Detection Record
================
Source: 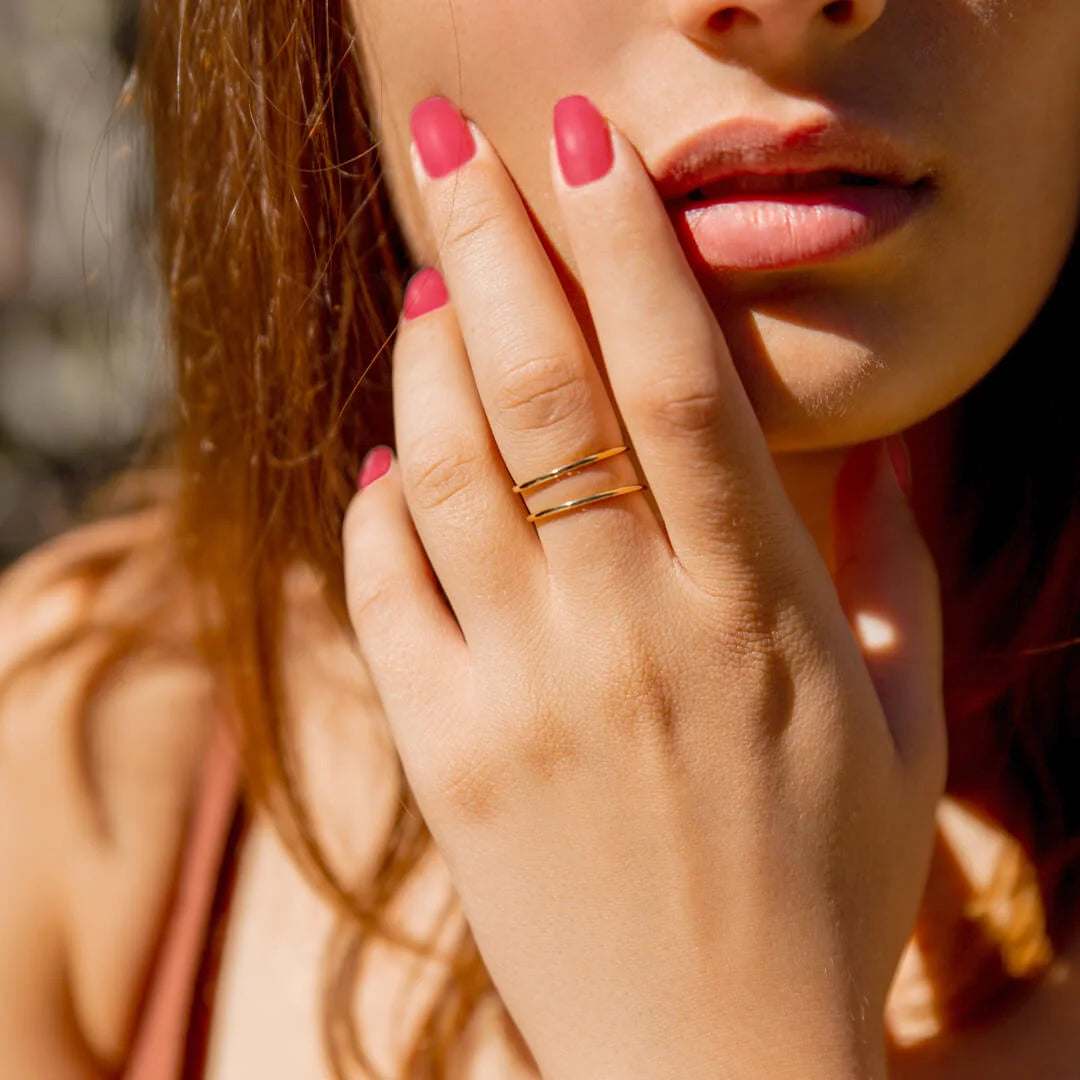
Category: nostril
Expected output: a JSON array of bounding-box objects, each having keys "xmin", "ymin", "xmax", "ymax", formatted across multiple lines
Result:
[
  {"xmin": 822, "ymin": 0, "xmax": 856, "ymax": 24},
  {"xmin": 706, "ymin": 0, "xmax": 857, "ymax": 34},
  {"xmin": 707, "ymin": 8, "xmax": 739, "ymax": 32}
]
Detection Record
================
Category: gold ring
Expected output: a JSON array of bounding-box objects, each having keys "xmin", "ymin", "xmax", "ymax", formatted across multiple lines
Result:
[
  {"xmin": 525, "ymin": 485, "xmax": 646, "ymax": 524},
  {"xmin": 511, "ymin": 445, "xmax": 630, "ymax": 493},
  {"xmin": 512, "ymin": 445, "xmax": 647, "ymax": 524}
]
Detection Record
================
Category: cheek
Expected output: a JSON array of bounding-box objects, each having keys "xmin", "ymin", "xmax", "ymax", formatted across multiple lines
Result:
[
  {"xmin": 351, "ymin": 0, "xmax": 643, "ymax": 278},
  {"xmin": 714, "ymin": 32, "xmax": 1080, "ymax": 449},
  {"xmin": 706, "ymin": 189, "xmax": 1075, "ymax": 456},
  {"xmin": 351, "ymin": 0, "xmax": 1080, "ymax": 456}
]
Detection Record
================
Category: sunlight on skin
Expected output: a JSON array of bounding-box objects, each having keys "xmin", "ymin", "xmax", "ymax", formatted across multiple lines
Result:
[
  {"xmin": 348, "ymin": 4, "xmax": 1080, "ymax": 1057},
  {"xmin": 354, "ymin": 1, "xmax": 1080, "ymax": 564},
  {"xmin": 854, "ymin": 610, "xmax": 898, "ymax": 652}
]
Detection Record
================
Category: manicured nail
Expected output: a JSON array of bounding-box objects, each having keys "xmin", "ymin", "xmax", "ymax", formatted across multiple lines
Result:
[
  {"xmin": 554, "ymin": 95, "xmax": 614, "ymax": 187},
  {"xmin": 410, "ymin": 97, "xmax": 477, "ymax": 179},
  {"xmin": 359, "ymin": 446, "xmax": 393, "ymax": 490},
  {"xmin": 885, "ymin": 434, "xmax": 913, "ymax": 500},
  {"xmin": 403, "ymin": 267, "xmax": 448, "ymax": 321}
]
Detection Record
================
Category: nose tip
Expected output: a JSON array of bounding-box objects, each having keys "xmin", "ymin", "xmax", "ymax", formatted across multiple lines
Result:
[{"xmin": 671, "ymin": 0, "xmax": 888, "ymax": 67}]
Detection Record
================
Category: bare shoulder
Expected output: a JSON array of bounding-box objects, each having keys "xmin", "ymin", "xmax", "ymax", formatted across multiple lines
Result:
[{"xmin": 0, "ymin": 509, "xmax": 218, "ymax": 1075}]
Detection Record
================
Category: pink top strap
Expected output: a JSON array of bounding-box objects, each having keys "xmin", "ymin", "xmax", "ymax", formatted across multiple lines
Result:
[{"xmin": 124, "ymin": 719, "xmax": 243, "ymax": 1080}]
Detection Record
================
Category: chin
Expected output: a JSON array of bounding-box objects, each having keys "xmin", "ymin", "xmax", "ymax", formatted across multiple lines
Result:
[
  {"xmin": 723, "ymin": 300, "xmax": 995, "ymax": 453},
  {"xmin": 719, "ymin": 316, "xmax": 895, "ymax": 451}
]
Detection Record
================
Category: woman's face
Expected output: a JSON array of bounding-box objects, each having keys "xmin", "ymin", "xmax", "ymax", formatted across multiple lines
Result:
[{"xmin": 351, "ymin": 0, "xmax": 1080, "ymax": 453}]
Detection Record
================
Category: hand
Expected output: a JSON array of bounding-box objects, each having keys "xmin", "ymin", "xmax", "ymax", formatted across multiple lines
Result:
[{"xmin": 343, "ymin": 94, "xmax": 946, "ymax": 1080}]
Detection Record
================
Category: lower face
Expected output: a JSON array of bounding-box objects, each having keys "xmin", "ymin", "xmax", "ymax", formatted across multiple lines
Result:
[{"xmin": 350, "ymin": 0, "xmax": 1080, "ymax": 454}]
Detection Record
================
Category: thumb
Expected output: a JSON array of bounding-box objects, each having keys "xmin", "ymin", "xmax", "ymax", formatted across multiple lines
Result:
[{"xmin": 830, "ymin": 435, "xmax": 947, "ymax": 798}]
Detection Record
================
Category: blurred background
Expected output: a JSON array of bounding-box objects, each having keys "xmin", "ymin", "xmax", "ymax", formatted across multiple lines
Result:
[{"xmin": 0, "ymin": 0, "xmax": 170, "ymax": 568}]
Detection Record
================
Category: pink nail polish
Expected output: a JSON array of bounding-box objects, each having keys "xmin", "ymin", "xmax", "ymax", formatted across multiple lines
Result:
[
  {"xmin": 410, "ymin": 97, "xmax": 477, "ymax": 179},
  {"xmin": 403, "ymin": 268, "xmax": 448, "ymax": 320},
  {"xmin": 359, "ymin": 446, "xmax": 392, "ymax": 489},
  {"xmin": 554, "ymin": 95, "xmax": 614, "ymax": 187}
]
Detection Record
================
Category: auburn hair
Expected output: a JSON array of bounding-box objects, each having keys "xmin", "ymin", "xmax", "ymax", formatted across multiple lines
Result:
[{"xmin": 3, "ymin": 0, "xmax": 1079, "ymax": 1077}]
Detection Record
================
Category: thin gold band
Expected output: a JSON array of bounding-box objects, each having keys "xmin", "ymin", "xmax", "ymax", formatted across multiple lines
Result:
[
  {"xmin": 524, "ymin": 484, "xmax": 646, "ymax": 523},
  {"xmin": 513, "ymin": 445, "xmax": 647, "ymax": 524},
  {"xmin": 511, "ymin": 445, "xmax": 630, "ymax": 493}
]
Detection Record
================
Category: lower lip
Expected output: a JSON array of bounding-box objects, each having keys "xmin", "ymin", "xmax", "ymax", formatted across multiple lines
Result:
[{"xmin": 666, "ymin": 185, "xmax": 927, "ymax": 272}]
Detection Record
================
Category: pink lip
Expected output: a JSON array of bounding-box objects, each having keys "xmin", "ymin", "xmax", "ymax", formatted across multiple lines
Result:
[
  {"xmin": 668, "ymin": 183, "xmax": 930, "ymax": 272},
  {"xmin": 651, "ymin": 113, "xmax": 934, "ymax": 271},
  {"xmin": 652, "ymin": 114, "xmax": 929, "ymax": 198}
]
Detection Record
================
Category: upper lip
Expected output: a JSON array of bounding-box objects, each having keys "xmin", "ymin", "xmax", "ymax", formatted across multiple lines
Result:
[{"xmin": 652, "ymin": 113, "xmax": 930, "ymax": 201}]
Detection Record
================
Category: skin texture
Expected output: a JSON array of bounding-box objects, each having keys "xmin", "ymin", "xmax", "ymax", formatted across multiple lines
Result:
[
  {"xmin": 350, "ymin": 0, "xmax": 1080, "ymax": 565},
  {"xmin": 2, "ymin": 6, "xmax": 1079, "ymax": 1079},
  {"xmin": 337, "ymin": 0, "xmax": 971, "ymax": 1068},
  {"xmin": 337, "ymin": 3, "xmax": 1080, "ymax": 1078},
  {"xmin": 342, "ymin": 77, "xmax": 953, "ymax": 1071}
]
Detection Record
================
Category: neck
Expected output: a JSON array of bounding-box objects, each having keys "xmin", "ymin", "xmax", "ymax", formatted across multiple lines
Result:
[{"xmin": 772, "ymin": 446, "xmax": 852, "ymax": 578}]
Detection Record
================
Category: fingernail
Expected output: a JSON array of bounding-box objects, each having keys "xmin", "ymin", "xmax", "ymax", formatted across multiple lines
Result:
[
  {"xmin": 410, "ymin": 96, "xmax": 476, "ymax": 179},
  {"xmin": 885, "ymin": 434, "xmax": 913, "ymax": 500},
  {"xmin": 359, "ymin": 446, "xmax": 393, "ymax": 490},
  {"xmin": 554, "ymin": 95, "xmax": 614, "ymax": 187},
  {"xmin": 403, "ymin": 267, "xmax": 448, "ymax": 321}
]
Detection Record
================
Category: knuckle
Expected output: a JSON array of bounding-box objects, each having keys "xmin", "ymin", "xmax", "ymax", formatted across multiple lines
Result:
[
  {"xmin": 631, "ymin": 368, "xmax": 722, "ymax": 441},
  {"xmin": 440, "ymin": 189, "xmax": 506, "ymax": 261},
  {"xmin": 695, "ymin": 570, "xmax": 780, "ymax": 649},
  {"xmin": 345, "ymin": 564, "xmax": 400, "ymax": 633},
  {"xmin": 403, "ymin": 429, "xmax": 486, "ymax": 514},
  {"xmin": 428, "ymin": 697, "xmax": 582, "ymax": 827},
  {"xmin": 514, "ymin": 699, "xmax": 583, "ymax": 785},
  {"xmin": 720, "ymin": 610, "xmax": 778, "ymax": 673},
  {"xmin": 495, "ymin": 351, "xmax": 592, "ymax": 433},
  {"xmin": 429, "ymin": 744, "xmax": 507, "ymax": 827},
  {"xmin": 610, "ymin": 646, "xmax": 675, "ymax": 738}
]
